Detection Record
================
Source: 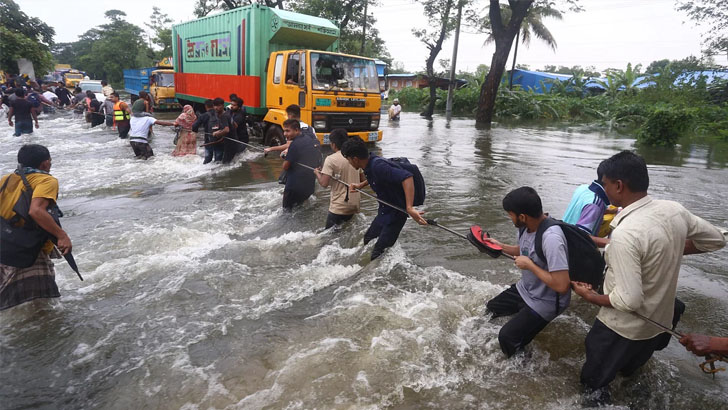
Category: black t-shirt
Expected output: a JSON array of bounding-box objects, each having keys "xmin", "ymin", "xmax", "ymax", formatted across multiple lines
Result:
[
  {"xmin": 10, "ymin": 98, "xmax": 33, "ymax": 121},
  {"xmin": 90, "ymin": 99, "xmax": 101, "ymax": 112},
  {"xmin": 284, "ymin": 133, "xmax": 322, "ymax": 195},
  {"xmin": 229, "ymin": 108, "xmax": 249, "ymax": 142}
]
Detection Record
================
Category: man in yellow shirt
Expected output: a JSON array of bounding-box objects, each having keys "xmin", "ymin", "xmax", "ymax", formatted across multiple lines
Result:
[{"xmin": 0, "ymin": 144, "xmax": 72, "ymax": 310}]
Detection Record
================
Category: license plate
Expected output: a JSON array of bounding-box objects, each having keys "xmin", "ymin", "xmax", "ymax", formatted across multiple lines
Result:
[
  {"xmin": 323, "ymin": 134, "xmax": 330, "ymax": 144},
  {"xmin": 367, "ymin": 131, "xmax": 378, "ymax": 141}
]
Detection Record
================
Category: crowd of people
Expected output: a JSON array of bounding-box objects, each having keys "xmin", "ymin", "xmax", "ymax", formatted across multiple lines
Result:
[{"xmin": 2, "ymin": 78, "xmax": 727, "ymax": 406}]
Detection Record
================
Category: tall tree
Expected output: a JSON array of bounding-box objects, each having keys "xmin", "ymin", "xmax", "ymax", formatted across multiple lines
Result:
[
  {"xmin": 478, "ymin": 4, "xmax": 562, "ymax": 89},
  {"xmin": 146, "ymin": 6, "xmax": 174, "ymax": 59},
  {"xmin": 0, "ymin": 0, "xmax": 55, "ymax": 74},
  {"xmin": 474, "ymin": 0, "xmax": 581, "ymax": 128},
  {"xmin": 413, "ymin": 0, "xmax": 457, "ymax": 118},
  {"xmin": 676, "ymin": 0, "xmax": 728, "ymax": 59}
]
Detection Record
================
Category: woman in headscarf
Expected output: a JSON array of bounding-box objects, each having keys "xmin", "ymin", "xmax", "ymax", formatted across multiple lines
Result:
[{"xmin": 172, "ymin": 105, "xmax": 198, "ymax": 156}]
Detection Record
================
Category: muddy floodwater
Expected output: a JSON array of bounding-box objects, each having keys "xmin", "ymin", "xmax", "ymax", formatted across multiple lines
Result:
[{"xmin": 1, "ymin": 110, "xmax": 727, "ymax": 410}]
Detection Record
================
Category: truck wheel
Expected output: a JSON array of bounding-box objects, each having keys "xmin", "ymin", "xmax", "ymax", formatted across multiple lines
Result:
[{"xmin": 264, "ymin": 125, "xmax": 284, "ymax": 146}]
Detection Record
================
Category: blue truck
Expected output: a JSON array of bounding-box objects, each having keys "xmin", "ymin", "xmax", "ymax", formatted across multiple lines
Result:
[{"xmin": 123, "ymin": 60, "xmax": 179, "ymax": 110}]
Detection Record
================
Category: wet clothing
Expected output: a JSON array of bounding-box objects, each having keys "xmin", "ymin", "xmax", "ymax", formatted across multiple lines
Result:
[
  {"xmin": 321, "ymin": 151, "xmax": 361, "ymax": 228},
  {"xmin": 282, "ymin": 133, "xmax": 322, "ymax": 210},
  {"xmin": 562, "ymin": 181, "xmax": 610, "ymax": 235},
  {"xmin": 172, "ymin": 105, "xmax": 198, "ymax": 157},
  {"xmin": 388, "ymin": 104, "xmax": 401, "ymax": 120},
  {"xmin": 0, "ymin": 171, "xmax": 61, "ymax": 310},
  {"xmin": 131, "ymin": 98, "xmax": 148, "ymax": 114},
  {"xmin": 9, "ymin": 98, "xmax": 34, "ymax": 136},
  {"xmin": 486, "ymin": 284, "xmax": 550, "ymax": 357},
  {"xmin": 55, "ymin": 88, "xmax": 72, "ymax": 106},
  {"xmin": 515, "ymin": 225, "xmax": 570, "ymax": 321},
  {"xmin": 582, "ymin": 195, "xmax": 725, "ymax": 392},
  {"xmin": 192, "ymin": 110, "xmax": 231, "ymax": 164},
  {"xmin": 130, "ymin": 141, "xmax": 154, "ymax": 159},
  {"xmin": 114, "ymin": 101, "xmax": 130, "ymax": 138},
  {"xmin": 581, "ymin": 300, "xmax": 685, "ymax": 396},
  {"xmin": 101, "ymin": 99, "xmax": 115, "ymax": 126},
  {"xmin": 325, "ymin": 212, "xmax": 354, "ymax": 229},
  {"xmin": 223, "ymin": 108, "xmax": 249, "ymax": 164},
  {"xmin": 89, "ymin": 99, "xmax": 104, "ymax": 127},
  {"xmin": 361, "ymin": 153, "xmax": 413, "ymax": 259},
  {"xmin": 486, "ymin": 223, "xmax": 569, "ymax": 356}
]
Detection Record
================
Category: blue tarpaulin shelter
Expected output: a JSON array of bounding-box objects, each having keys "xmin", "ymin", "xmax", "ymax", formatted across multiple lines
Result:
[{"xmin": 506, "ymin": 69, "xmax": 572, "ymax": 93}]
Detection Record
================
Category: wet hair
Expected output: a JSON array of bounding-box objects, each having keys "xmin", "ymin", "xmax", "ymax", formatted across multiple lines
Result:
[
  {"xmin": 285, "ymin": 104, "xmax": 301, "ymax": 119},
  {"xmin": 86, "ymin": 90, "xmax": 96, "ymax": 98},
  {"xmin": 101, "ymin": 80, "xmax": 107, "ymax": 86},
  {"xmin": 15, "ymin": 88, "xmax": 25, "ymax": 97},
  {"xmin": 502, "ymin": 186, "xmax": 543, "ymax": 218},
  {"xmin": 139, "ymin": 90, "xmax": 148, "ymax": 98},
  {"xmin": 110, "ymin": 92, "xmax": 120, "ymax": 98},
  {"xmin": 18, "ymin": 144, "xmax": 50, "ymax": 168},
  {"xmin": 596, "ymin": 159, "xmax": 607, "ymax": 183},
  {"xmin": 213, "ymin": 97, "xmax": 225, "ymax": 107},
  {"xmin": 600, "ymin": 150, "xmax": 649, "ymax": 192},
  {"xmin": 341, "ymin": 136, "xmax": 368, "ymax": 160},
  {"xmin": 204, "ymin": 99, "xmax": 214, "ymax": 109},
  {"xmin": 282, "ymin": 119, "xmax": 300, "ymax": 130},
  {"xmin": 329, "ymin": 128, "xmax": 348, "ymax": 149}
]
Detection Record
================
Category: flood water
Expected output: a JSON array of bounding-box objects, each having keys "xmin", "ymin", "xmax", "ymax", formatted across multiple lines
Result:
[{"xmin": 1, "ymin": 110, "xmax": 727, "ymax": 410}]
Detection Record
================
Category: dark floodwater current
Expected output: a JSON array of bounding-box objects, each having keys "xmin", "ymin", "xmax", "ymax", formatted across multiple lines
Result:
[{"xmin": 1, "ymin": 110, "xmax": 727, "ymax": 410}]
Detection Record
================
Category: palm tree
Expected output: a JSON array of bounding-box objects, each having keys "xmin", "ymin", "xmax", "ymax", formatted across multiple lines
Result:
[{"xmin": 480, "ymin": 5, "xmax": 563, "ymax": 89}]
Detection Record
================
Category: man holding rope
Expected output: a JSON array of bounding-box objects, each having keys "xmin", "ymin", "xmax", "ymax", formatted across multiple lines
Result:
[
  {"xmin": 571, "ymin": 151, "xmax": 726, "ymax": 405},
  {"xmin": 313, "ymin": 129, "xmax": 362, "ymax": 228},
  {"xmin": 280, "ymin": 119, "xmax": 321, "ymax": 210}
]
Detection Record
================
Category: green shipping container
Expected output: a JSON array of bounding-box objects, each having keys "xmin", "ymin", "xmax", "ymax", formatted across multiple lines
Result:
[{"xmin": 172, "ymin": 4, "xmax": 340, "ymax": 115}]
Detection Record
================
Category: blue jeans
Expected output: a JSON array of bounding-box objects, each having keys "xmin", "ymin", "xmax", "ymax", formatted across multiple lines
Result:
[
  {"xmin": 14, "ymin": 120, "xmax": 33, "ymax": 136},
  {"xmin": 203, "ymin": 145, "xmax": 224, "ymax": 164}
]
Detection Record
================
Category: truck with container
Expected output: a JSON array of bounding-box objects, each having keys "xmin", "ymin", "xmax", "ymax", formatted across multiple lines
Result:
[
  {"xmin": 123, "ymin": 58, "xmax": 179, "ymax": 110},
  {"xmin": 172, "ymin": 4, "xmax": 382, "ymax": 146}
]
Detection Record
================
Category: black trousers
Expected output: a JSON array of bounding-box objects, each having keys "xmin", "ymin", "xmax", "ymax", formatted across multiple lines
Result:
[
  {"xmin": 117, "ymin": 122, "xmax": 130, "ymax": 139},
  {"xmin": 486, "ymin": 284, "xmax": 550, "ymax": 357},
  {"xmin": 580, "ymin": 298, "xmax": 686, "ymax": 392},
  {"xmin": 325, "ymin": 212, "xmax": 354, "ymax": 229},
  {"xmin": 363, "ymin": 213, "xmax": 407, "ymax": 260},
  {"xmin": 282, "ymin": 189, "xmax": 310, "ymax": 210}
]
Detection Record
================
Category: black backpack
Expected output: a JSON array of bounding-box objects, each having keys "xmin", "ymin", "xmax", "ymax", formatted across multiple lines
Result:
[
  {"xmin": 534, "ymin": 217, "xmax": 606, "ymax": 291},
  {"xmin": 384, "ymin": 157, "xmax": 426, "ymax": 206}
]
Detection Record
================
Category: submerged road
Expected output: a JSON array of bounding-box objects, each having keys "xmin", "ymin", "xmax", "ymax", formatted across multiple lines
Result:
[{"xmin": 1, "ymin": 110, "xmax": 727, "ymax": 409}]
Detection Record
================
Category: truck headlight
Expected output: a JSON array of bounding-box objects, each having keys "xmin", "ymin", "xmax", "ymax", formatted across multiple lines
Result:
[
  {"xmin": 370, "ymin": 115, "xmax": 380, "ymax": 129},
  {"xmin": 313, "ymin": 120, "xmax": 327, "ymax": 129}
]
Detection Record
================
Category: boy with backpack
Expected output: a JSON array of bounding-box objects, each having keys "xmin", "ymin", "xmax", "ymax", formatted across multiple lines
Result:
[
  {"xmin": 484, "ymin": 186, "xmax": 572, "ymax": 357},
  {"xmin": 341, "ymin": 136, "xmax": 427, "ymax": 260}
]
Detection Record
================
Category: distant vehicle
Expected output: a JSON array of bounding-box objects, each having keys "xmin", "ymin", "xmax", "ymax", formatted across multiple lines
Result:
[
  {"xmin": 78, "ymin": 80, "xmax": 106, "ymax": 102},
  {"xmin": 123, "ymin": 58, "xmax": 179, "ymax": 110},
  {"xmin": 63, "ymin": 70, "xmax": 84, "ymax": 88}
]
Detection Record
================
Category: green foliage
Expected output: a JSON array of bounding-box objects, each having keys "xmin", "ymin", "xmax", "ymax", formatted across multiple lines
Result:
[
  {"xmin": 676, "ymin": 0, "xmax": 728, "ymax": 55},
  {"xmin": 53, "ymin": 10, "xmax": 149, "ymax": 85},
  {"xmin": 636, "ymin": 106, "xmax": 694, "ymax": 147},
  {"xmin": 542, "ymin": 64, "xmax": 600, "ymax": 77},
  {"xmin": 146, "ymin": 7, "xmax": 173, "ymax": 59},
  {"xmin": 0, "ymin": 0, "xmax": 55, "ymax": 74}
]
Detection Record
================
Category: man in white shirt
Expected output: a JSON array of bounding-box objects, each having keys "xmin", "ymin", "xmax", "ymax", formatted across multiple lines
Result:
[
  {"xmin": 572, "ymin": 151, "xmax": 726, "ymax": 405},
  {"xmin": 128, "ymin": 105, "xmax": 174, "ymax": 159},
  {"xmin": 388, "ymin": 98, "xmax": 401, "ymax": 120}
]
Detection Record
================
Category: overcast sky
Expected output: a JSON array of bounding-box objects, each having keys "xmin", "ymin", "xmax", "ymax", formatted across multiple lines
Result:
[{"xmin": 17, "ymin": 0, "xmax": 719, "ymax": 73}]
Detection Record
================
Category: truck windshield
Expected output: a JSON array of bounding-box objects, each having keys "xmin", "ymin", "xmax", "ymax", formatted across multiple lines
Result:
[
  {"xmin": 66, "ymin": 74, "xmax": 83, "ymax": 80},
  {"xmin": 155, "ymin": 73, "xmax": 174, "ymax": 87},
  {"xmin": 310, "ymin": 53, "xmax": 379, "ymax": 93}
]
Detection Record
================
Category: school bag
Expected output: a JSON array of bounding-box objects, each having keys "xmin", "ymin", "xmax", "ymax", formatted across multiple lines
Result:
[
  {"xmin": 534, "ymin": 217, "xmax": 606, "ymax": 291},
  {"xmin": 383, "ymin": 157, "xmax": 426, "ymax": 206},
  {"xmin": 0, "ymin": 171, "xmax": 49, "ymax": 268}
]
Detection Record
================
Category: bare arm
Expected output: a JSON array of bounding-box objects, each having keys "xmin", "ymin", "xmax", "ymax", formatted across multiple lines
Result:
[
  {"xmin": 7, "ymin": 106, "xmax": 14, "ymax": 123},
  {"xmin": 28, "ymin": 197, "xmax": 72, "ymax": 254},
  {"xmin": 572, "ymin": 281, "xmax": 612, "ymax": 307},
  {"xmin": 264, "ymin": 141, "xmax": 291, "ymax": 153},
  {"xmin": 314, "ymin": 169, "xmax": 331, "ymax": 187},
  {"xmin": 591, "ymin": 236, "xmax": 609, "ymax": 248},
  {"xmin": 31, "ymin": 109, "xmax": 38, "ymax": 127},
  {"xmin": 402, "ymin": 176, "xmax": 426, "ymax": 225},
  {"xmin": 282, "ymin": 160, "xmax": 291, "ymax": 171},
  {"xmin": 154, "ymin": 120, "xmax": 175, "ymax": 126},
  {"xmin": 680, "ymin": 334, "xmax": 728, "ymax": 356}
]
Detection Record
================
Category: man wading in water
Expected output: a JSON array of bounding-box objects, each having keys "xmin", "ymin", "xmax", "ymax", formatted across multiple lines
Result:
[
  {"xmin": 571, "ymin": 151, "xmax": 726, "ymax": 405},
  {"xmin": 483, "ymin": 187, "xmax": 571, "ymax": 357},
  {"xmin": 314, "ymin": 128, "xmax": 362, "ymax": 228},
  {"xmin": 0, "ymin": 145, "xmax": 72, "ymax": 310},
  {"xmin": 280, "ymin": 119, "xmax": 321, "ymax": 210},
  {"xmin": 341, "ymin": 136, "xmax": 427, "ymax": 260}
]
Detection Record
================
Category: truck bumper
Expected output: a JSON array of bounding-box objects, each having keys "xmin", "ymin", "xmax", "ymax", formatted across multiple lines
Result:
[{"xmin": 318, "ymin": 130, "xmax": 382, "ymax": 145}]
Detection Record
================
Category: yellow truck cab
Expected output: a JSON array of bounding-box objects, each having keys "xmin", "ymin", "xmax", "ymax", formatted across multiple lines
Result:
[
  {"xmin": 64, "ymin": 70, "xmax": 84, "ymax": 88},
  {"xmin": 263, "ymin": 50, "xmax": 382, "ymax": 145},
  {"xmin": 149, "ymin": 69, "xmax": 178, "ymax": 110}
]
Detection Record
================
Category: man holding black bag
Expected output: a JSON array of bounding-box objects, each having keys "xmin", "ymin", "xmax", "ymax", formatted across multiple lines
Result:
[{"xmin": 0, "ymin": 144, "xmax": 72, "ymax": 310}]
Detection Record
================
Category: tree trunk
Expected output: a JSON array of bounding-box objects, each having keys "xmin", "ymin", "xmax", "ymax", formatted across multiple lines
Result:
[
  {"xmin": 420, "ymin": 0, "xmax": 454, "ymax": 118},
  {"xmin": 509, "ymin": 31, "xmax": 519, "ymax": 90},
  {"xmin": 475, "ymin": 0, "xmax": 534, "ymax": 129}
]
